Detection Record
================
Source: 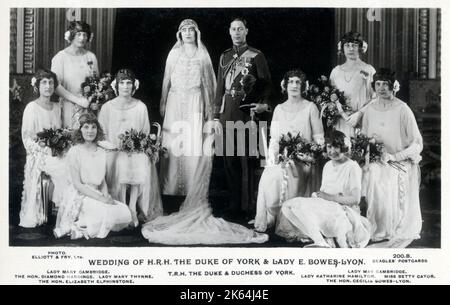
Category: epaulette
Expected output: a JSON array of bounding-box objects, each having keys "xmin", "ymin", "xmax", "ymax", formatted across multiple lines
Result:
[
  {"xmin": 248, "ymin": 46, "xmax": 262, "ymax": 54},
  {"xmin": 222, "ymin": 48, "xmax": 233, "ymax": 54}
]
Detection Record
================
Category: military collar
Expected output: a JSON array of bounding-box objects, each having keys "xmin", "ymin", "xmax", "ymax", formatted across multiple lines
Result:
[{"xmin": 232, "ymin": 43, "xmax": 248, "ymax": 56}]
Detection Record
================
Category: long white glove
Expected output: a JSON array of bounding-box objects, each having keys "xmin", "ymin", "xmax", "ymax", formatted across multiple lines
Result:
[{"xmin": 392, "ymin": 142, "xmax": 422, "ymax": 163}]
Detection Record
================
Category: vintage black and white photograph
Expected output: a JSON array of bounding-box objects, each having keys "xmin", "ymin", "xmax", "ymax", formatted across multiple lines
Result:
[
  {"xmin": 7, "ymin": 4, "xmax": 442, "ymax": 249},
  {"xmin": 2, "ymin": 0, "xmax": 448, "ymax": 286}
]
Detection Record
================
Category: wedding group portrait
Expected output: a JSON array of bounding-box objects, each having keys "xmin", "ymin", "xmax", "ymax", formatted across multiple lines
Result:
[{"xmin": 8, "ymin": 7, "xmax": 441, "ymax": 249}]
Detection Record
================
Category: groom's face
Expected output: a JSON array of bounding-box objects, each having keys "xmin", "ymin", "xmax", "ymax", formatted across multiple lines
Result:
[{"xmin": 229, "ymin": 20, "xmax": 248, "ymax": 46}]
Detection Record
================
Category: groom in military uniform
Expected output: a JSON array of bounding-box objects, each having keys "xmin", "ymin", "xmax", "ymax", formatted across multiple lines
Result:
[{"xmin": 213, "ymin": 18, "xmax": 272, "ymax": 218}]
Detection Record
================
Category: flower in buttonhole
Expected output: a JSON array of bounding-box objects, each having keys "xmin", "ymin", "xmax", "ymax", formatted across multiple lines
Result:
[
  {"xmin": 360, "ymin": 70, "xmax": 369, "ymax": 79},
  {"xmin": 87, "ymin": 60, "xmax": 94, "ymax": 70}
]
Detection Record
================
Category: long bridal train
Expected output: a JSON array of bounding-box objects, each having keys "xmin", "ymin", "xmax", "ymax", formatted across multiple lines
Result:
[{"xmin": 141, "ymin": 134, "xmax": 268, "ymax": 245}]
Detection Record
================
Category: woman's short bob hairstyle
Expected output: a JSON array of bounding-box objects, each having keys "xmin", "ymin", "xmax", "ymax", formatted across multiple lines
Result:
[
  {"xmin": 281, "ymin": 69, "xmax": 308, "ymax": 96},
  {"xmin": 371, "ymin": 68, "xmax": 396, "ymax": 91},
  {"xmin": 32, "ymin": 69, "xmax": 59, "ymax": 97},
  {"xmin": 338, "ymin": 31, "xmax": 366, "ymax": 56},
  {"xmin": 113, "ymin": 69, "xmax": 137, "ymax": 93},
  {"xmin": 72, "ymin": 112, "xmax": 105, "ymax": 144},
  {"xmin": 67, "ymin": 21, "xmax": 93, "ymax": 42},
  {"xmin": 325, "ymin": 129, "xmax": 349, "ymax": 153}
]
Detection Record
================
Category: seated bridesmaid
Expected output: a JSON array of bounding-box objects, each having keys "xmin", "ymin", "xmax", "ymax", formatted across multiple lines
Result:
[
  {"xmin": 20, "ymin": 69, "xmax": 67, "ymax": 228},
  {"xmin": 253, "ymin": 69, "xmax": 324, "ymax": 232},
  {"xmin": 54, "ymin": 113, "xmax": 131, "ymax": 239},
  {"xmin": 277, "ymin": 130, "xmax": 372, "ymax": 248}
]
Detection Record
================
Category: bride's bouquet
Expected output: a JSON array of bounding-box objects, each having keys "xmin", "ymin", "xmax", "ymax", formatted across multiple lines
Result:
[
  {"xmin": 81, "ymin": 72, "xmax": 115, "ymax": 113},
  {"xmin": 306, "ymin": 75, "xmax": 351, "ymax": 128},
  {"xmin": 350, "ymin": 132, "xmax": 405, "ymax": 172},
  {"xmin": 35, "ymin": 128, "xmax": 73, "ymax": 157},
  {"xmin": 278, "ymin": 132, "xmax": 324, "ymax": 166}
]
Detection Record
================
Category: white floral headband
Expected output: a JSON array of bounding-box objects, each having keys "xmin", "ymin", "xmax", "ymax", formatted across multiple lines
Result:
[
  {"xmin": 30, "ymin": 76, "xmax": 37, "ymax": 93},
  {"xmin": 64, "ymin": 30, "xmax": 94, "ymax": 43},
  {"xmin": 110, "ymin": 79, "xmax": 140, "ymax": 96},
  {"xmin": 344, "ymin": 136, "xmax": 352, "ymax": 150},
  {"xmin": 280, "ymin": 79, "xmax": 286, "ymax": 94},
  {"xmin": 337, "ymin": 40, "xmax": 368, "ymax": 54},
  {"xmin": 392, "ymin": 80, "xmax": 400, "ymax": 94}
]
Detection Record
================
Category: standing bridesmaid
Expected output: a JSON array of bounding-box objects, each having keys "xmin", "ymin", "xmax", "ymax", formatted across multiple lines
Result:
[
  {"xmin": 329, "ymin": 31, "xmax": 376, "ymax": 137},
  {"xmin": 51, "ymin": 21, "xmax": 98, "ymax": 128}
]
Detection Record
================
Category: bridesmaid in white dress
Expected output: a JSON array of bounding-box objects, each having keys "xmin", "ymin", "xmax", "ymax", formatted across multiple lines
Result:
[
  {"xmin": 54, "ymin": 113, "xmax": 131, "ymax": 239},
  {"xmin": 329, "ymin": 31, "xmax": 376, "ymax": 137},
  {"xmin": 51, "ymin": 21, "xmax": 98, "ymax": 128},
  {"xmin": 253, "ymin": 69, "xmax": 324, "ymax": 232},
  {"xmin": 20, "ymin": 70, "xmax": 66, "ymax": 228},
  {"xmin": 278, "ymin": 130, "xmax": 372, "ymax": 248},
  {"xmin": 98, "ymin": 69, "xmax": 163, "ymax": 227},
  {"xmin": 362, "ymin": 69, "xmax": 423, "ymax": 248},
  {"xmin": 159, "ymin": 19, "xmax": 216, "ymax": 196}
]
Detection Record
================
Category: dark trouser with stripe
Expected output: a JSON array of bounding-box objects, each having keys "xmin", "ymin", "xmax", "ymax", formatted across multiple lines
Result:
[{"xmin": 219, "ymin": 94, "xmax": 257, "ymax": 214}]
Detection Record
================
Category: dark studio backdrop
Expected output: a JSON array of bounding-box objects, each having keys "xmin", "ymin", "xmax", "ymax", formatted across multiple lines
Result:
[{"xmin": 111, "ymin": 8, "xmax": 335, "ymax": 120}]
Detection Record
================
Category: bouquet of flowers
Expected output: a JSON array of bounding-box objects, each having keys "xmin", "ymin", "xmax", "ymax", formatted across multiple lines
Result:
[
  {"xmin": 117, "ymin": 125, "xmax": 167, "ymax": 163},
  {"xmin": 278, "ymin": 132, "xmax": 324, "ymax": 166},
  {"xmin": 277, "ymin": 132, "xmax": 324, "ymax": 204},
  {"xmin": 305, "ymin": 75, "xmax": 351, "ymax": 128},
  {"xmin": 350, "ymin": 132, "xmax": 405, "ymax": 172},
  {"xmin": 35, "ymin": 128, "xmax": 73, "ymax": 157},
  {"xmin": 117, "ymin": 128, "xmax": 149, "ymax": 154},
  {"xmin": 81, "ymin": 72, "xmax": 115, "ymax": 112}
]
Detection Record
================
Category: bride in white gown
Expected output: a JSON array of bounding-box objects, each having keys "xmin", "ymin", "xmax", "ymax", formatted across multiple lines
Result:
[{"xmin": 141, "ymin": 132, "xmax": 268, "ymax": 245}]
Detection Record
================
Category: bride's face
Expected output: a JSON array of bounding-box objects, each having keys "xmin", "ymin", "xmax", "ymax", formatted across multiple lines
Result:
[{"xmin": 180, "ymin": 25, "xmax": 196, "ymax": 44}]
